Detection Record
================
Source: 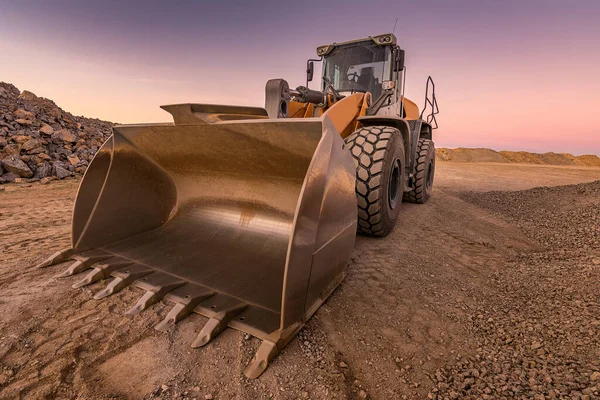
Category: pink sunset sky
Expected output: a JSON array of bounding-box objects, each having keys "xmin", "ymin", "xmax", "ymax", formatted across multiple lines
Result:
[{"xmin": 1, "ymin": 0, "xmax": 598, "ymax": 155}]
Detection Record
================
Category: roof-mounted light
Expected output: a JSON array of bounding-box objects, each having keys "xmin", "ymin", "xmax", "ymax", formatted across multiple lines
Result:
[
  {"xmin": 316, "ymin": 45, "xmax": 331, "ymax": 56},
  {"xmin": 371, "ymin": 34, "xmax": 397, "ymax": 46}
]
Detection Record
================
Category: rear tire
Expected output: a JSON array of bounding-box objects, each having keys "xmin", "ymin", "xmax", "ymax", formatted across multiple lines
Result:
[
  {"xmin": 403, "ymin": 138, "xmax": 435, "ymax": 204},
  {"xmin": 345, "ymin": 126, "xmax": 405, "ymax": 237}
]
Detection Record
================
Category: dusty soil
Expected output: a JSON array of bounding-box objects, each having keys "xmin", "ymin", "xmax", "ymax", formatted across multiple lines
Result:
[{"xmin": 0, "ymin": 162, "xmax": 599, "ymax": 400}]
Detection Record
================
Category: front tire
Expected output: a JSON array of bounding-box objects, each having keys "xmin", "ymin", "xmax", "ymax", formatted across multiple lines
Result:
[{"xmin": 345, "ymin": 126, "xmax": 405, "ymax": 237}]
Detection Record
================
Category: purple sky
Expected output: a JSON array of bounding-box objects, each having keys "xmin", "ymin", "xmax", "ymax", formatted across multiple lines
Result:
[{"xmin": 1, "ymin": 0, "xmax": 599, "ymax": 155}]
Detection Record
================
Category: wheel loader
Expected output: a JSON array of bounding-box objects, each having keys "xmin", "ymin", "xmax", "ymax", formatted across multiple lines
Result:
[{"xmin": 38, "ymin": 33, "xmax": 439, "ymax": 378}]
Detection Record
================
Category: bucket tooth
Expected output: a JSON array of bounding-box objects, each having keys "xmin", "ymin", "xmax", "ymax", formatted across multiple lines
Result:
[
  {"xmin": 155, "ymin": 288, "xmax": 215, "ymax": 332},
  {"xmin": 56, "ymin": 251, "xmax": 112, "ymax": 278},
  {"xmin": 93, "ymin": 264, "xmax": 152, "ymax": 300},
  {"xmin": 93, "ymin": 277, "xmax": 128, "ymax": 300},
  {"xmin": 191, "ymin": 303, "xmax": 247, "ymax": 348},
  {"xmin": 125, "ymin": 291, "xmax": 156, "ymax": 316},
  {"xmin": 56, "ymin": 260, "xmax": 89, "ymax": 278},
  {"xmin": 37, "ymin": 248, "xmax": 76, "ymax": 268},
  {"xmin": 125, "ymin": 274, "xmax": 185, "ymax": 316},
  {"xmin": 244, "ymin": 340, "xmax": 279, "ymax": 379},
  {"xmin": 154, "ymin": 303, "xmax": 187, "ymax": 332},
  {"xmin": 71, "ymin": 257, "xmax": 133, "ymax": 289},
  {"xmin": 72, "ymin": 268, "xmax": 104, "ymax": 289}
]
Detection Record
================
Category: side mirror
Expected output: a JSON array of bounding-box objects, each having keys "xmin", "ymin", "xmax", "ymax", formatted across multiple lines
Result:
[
  {"xmin": 395, "ymin": 49, "xmax": 405, "ymax": 72},
  {"xmin": 307, "ymin": 61, "xmax": 314, "ymax": 82}
]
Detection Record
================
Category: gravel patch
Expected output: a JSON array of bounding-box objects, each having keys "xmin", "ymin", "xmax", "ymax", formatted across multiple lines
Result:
[{"xmin": 428, "ymin": 181, "xmax": 600, "ymax": 399}]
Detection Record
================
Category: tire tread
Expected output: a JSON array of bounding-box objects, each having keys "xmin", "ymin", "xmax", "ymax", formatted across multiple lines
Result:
[
  {"xmin": 345, "ymin": 126, "xmax": 401, "ymax": 236},
  {"xmin": 403, "ymin": 138, "xmax": 435, "ymax": 204}
]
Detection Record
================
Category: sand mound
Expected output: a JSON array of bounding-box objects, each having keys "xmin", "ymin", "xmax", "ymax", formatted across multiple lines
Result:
[
  {"xmin": 438, "ymin": 147, "xmax": 600, "ymax": 166},
  {"xmin": 437, "ymin": 147, "xmax": 507, "ymax": 163}
]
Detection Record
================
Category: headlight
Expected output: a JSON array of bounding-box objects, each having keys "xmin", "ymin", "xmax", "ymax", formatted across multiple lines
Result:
[
  {"xmin": 372, "ymin": 34, "xmax": 395, "ymax": 45},
  {"xmin": 317, "ymin": 46, "xmax": 329, "ymax": 56}
]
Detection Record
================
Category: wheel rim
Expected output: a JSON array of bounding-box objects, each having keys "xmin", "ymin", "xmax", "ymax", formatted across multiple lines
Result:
[
  {"xmin": 388, "ymin": 158, "xmax": 401, "ymax": 210},
  {"xmin": 426, "ymin": 159, "xmax": 434, "ymax": 189}
]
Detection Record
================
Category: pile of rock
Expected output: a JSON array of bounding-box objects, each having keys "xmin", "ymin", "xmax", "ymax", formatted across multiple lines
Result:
[
  {"xmin": 0, "ymin": 82, "xmax": 113, "ymax": 184},
  {"xmin": 429, "ymin": 181, "xmax": 600, "ymax": 399}
]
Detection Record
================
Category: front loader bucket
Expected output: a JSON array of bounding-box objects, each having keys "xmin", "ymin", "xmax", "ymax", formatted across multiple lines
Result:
[{"xmin": 38, "ymin": 104, "xmax": 357, "ymax": 378}]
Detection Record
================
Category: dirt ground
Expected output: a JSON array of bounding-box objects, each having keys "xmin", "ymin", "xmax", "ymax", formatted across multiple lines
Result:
[{"xmin": 0, "ymin": 162, "xmax": 599, "ymax": 400}]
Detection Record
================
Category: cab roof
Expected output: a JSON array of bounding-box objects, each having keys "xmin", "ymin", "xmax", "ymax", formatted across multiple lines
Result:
[{"xmin": 316, "ymin": 33, "xmax": 397, "ymax": 57}]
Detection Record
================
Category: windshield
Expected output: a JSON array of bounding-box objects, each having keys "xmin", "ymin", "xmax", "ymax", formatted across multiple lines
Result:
[{"xmin": 323, "ymin": 42, "xmax": 391, "ymax": 100}]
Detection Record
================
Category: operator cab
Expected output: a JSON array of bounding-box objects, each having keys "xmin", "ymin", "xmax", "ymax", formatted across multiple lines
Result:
[
  {"xmin": 322, "ymin": 41, "xmax": 391, "ymax": 100},
  {"xmin": 315, "ymin": 34, "xmax": 403, "ymax": 105}
]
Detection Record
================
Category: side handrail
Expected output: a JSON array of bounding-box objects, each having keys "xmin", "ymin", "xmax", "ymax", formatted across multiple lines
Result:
[{"xmin": 419, "ymin": 76, "xmax": 439, "ymax": 129}]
